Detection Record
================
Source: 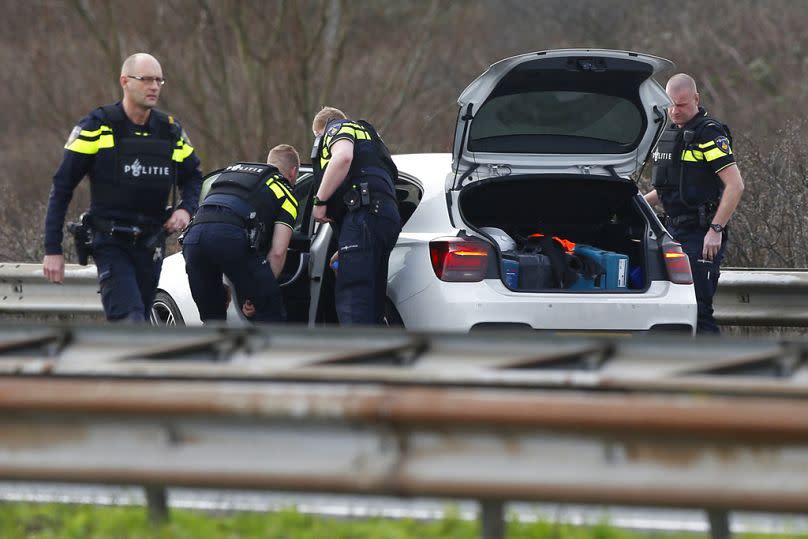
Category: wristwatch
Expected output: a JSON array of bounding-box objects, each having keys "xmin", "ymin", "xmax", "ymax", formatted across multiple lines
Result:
[
  {"xmin": 312, "ymin": 195, "xmax": 328, "ymax": 206},
  {"xmin": 710, "ymin": 223, "xmax": 725, "ymax": 233}
]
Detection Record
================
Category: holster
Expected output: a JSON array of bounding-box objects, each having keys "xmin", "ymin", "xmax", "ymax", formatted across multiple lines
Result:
[
  {"xmin": 67, "ymin": 212, "xmax": 93, "ymax": 266},
  {"xmin": 698, "ymin": 203, "xmax": 717, "ymax": 228},
  {"xmin": 342, "ymin": 182, "xmax": 392, "ymax": 215}
]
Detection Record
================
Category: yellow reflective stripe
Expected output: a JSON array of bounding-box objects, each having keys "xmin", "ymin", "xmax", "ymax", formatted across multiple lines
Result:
[
  {"xmin": 66, "ymin": 126, "xmax": 114, "ymax": 153},
  {"xmin": 333, "ymin": 123, "xmax": 370, "ymax": 141},
  {"xmin": 335, "ymin": 125, "xmax": 357, "ymax": 138},
  {"xmin": 172, "ymin": 139, "xmax": 194, "ymax": 162},
  {"xmin": 681, "ymin": 150, "xmax": 704, "ymax": 162},
  {"xmin": 265, "ymin": 174, "xmax": 298, "ymax": 220},
  {"xmin": 344, "ymin": 122, "xmax": 370, "ymax": 140},
  {"xmin": 276, "ymin": 181, "xmax": 296, "ymax": 203},
  {"xmin": 697, "ymin": 141, "xmax": 714, "ymax": 149},
  {"xmin": 282, "ymin": 198, "xmax": 297, "ymax": 221},
  {"xmin": 704, "ymin": 147, "xmax": 730, "ymax": 161},
  {"xmin": 65, "ymin": 138, "xmax": 99, "ymax": 154},
  {"xmin": 267, "ymin": 181, "xmax": 284, "ymax": 198},
  {"xmin": 98, "ymin": 132, "xmax": 114, "ymax": 149}
]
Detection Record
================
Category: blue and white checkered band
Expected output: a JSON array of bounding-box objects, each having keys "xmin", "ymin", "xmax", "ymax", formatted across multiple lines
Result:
[{"xmin": 714, "ymin": 136, "xmax": 730, "ymax": 154}]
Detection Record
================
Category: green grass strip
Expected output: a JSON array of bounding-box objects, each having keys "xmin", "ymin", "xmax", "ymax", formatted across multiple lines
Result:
[{"xmin": 1, "ymin": 502, "xmax": 807, "ymax": 539}]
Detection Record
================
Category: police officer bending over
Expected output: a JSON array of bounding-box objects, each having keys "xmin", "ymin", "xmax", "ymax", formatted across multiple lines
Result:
[
  {"xmin": 43, "ymin": 53, "xmax": 202, "ymax": 323},
  {"xmin": 311, "ymin": 107, "xmax": 401, "ymax": 325},
  {"xmin": 645, "ymin": 73, "xmax": 745, "ymax": 334},
  {"xmin": 182, "ymin": 145, "xmax": 300, "ymax": 323}
]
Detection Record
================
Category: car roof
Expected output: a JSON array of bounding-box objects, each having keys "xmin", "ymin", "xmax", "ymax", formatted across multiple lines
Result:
[{"xmin": 393, "ymin": 153, "xmax": 452, "ymax": 198}]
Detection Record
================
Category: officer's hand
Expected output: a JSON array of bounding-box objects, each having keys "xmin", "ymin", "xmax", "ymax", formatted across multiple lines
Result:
[
  {"xmin": 313, "ymin": 205, "xmax": 332, "ymax": 224},
  {"xmin": 702, "ymin": 230, "xmax": 722, "ymax": 261},
  {"xmin": 164, "ymin": 208, "xmax": 191, "ymax": 233},
  {"xmin": 242, "ymin": 299, "xmax": 255, "ymax": 318},
  {"xmin": 43, "ymin": 254, "xmax": 65, "ymax": 284}
]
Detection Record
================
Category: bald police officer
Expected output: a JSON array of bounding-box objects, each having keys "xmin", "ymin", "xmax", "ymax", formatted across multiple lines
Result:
[
  {"xmin": 43, "ymin": 52, "xmax": 202, "ymax": 322},
  {"xmin": 645, "ymin": 73, "xmax": 745, "ymax": 334}
]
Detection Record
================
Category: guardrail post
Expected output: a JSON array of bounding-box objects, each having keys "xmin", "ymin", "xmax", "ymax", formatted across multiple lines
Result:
[
  {"xmin": 707, "ymin": 509, "xmax": 731, "ymax": 539},
  {"xmin": 479, "ymin": 499, "xmax": 504, "ymax": 539},
  {"xmin": 145, "ymin": 486, "xmax": 169, "ymax": 526}
]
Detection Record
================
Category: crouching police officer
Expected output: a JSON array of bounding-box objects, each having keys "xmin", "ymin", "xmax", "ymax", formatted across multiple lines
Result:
[
  {"xmin": 645, "ymin": 73, "xmax": 745, "ymax": 334},
  {"xmin": 43, "ymin": 53, "xmax": 202, "ymax": 322},
  {"xmin": 310, "ymin": 107, "xmax": 400, "ymax": 325},
  {"xmin": 181, "ymin": 145, "xmax": 300, "ymax": 323}
]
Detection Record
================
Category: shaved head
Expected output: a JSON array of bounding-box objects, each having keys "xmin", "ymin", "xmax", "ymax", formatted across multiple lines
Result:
[
  {"xmin": 666, "ymin": 73, "xmax": 698, "ymax": 96},
  {"xmin": 665, "ymin": 73, "xmax": 700, "ymax": 127},
  {"xmin": 121, "ymin": 53, "xmax": 161, "ymax": 77},
  {"xmin": 119, "ymin": 53, "xmax": 164, "ymax": 120}
]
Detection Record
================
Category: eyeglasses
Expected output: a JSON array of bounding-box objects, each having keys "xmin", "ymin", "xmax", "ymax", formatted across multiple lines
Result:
[{"xmin": 126, "ymin": 75, "xmax": 166, "ymax": 86}]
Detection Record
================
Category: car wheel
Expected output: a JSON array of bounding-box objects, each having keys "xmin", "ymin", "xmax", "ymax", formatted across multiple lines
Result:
[
  {"xmin": 151, "ymin": 291, "xmax": 185, "ymax": 326},
  {"xmin": 383, "ymin": 299, "xmax": 404, "ymax": 328}
]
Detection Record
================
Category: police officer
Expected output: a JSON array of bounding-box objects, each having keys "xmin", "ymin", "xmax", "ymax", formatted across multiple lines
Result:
[
  {"xmin": 310, "ymin": 107, "xmax": 400, "ymax": 325},
  {"xmin": 182, "ymin": 145, "xmax": 300, "ymax": 323},
  {"xmin": 43, "ymin": 52, "xmax": 202, "ymax": 322},
  {"xmin": 645, "ymin": 73, "xmax": 745, "ymax": 334}
]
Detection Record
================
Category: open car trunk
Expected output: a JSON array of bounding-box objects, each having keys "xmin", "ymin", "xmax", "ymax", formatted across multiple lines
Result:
[{"xmin": 458, "ymin": 175, "xmax": 651, "ymax": 292}]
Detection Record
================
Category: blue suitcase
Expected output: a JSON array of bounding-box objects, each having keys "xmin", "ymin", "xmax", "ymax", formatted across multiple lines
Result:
[
  {"xmin": 569, "ymin": 244, "xmax": 628, "ymax": 290},
  {"xmin": 501, "ymin": 254, "xmax": 520, "ymax": 289}
]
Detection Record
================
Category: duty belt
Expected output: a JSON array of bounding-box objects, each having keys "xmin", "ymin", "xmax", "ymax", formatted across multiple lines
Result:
[
  {"xmin": 90, "ymin": 216, "xmax": 161, "ymax": 238},
  {"xmin": 666, "ymin": 213, "xmax": 700, "ymax": 228},
  {"xmin": 192, "ymin": 205, "xmax": 249, "ymax": 228}
]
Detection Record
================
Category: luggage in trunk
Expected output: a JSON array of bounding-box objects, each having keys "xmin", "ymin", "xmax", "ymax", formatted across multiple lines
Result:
[{"xmin": 460, "ymin": 175, "xmax": 648, "ymax": 292}]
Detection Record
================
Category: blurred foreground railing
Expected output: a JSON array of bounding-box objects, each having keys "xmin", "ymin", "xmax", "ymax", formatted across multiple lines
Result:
[
  {"xmin": 1, "ymin": 323, "xmax": 808, "ymax": 538},
  {"xmin": 1, "ymin": 262, "xmax": 806, "ymax": 327}
]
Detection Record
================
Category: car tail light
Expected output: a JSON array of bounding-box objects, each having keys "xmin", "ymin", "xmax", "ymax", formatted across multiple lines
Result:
[
  {"xmin": 661, "ymin": 240, "xmax": 693, "ymax": 284},
  {"xmin": 429, "ymin": 237, "xmax": 492, "ymax": 282}
]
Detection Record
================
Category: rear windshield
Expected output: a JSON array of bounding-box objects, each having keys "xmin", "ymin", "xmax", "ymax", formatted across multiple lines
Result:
[{"xmin": 468, "ymin": 90, "xmax": 643, "ymax": 154}]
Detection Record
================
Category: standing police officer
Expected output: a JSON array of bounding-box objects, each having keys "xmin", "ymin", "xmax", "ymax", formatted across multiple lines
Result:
[
  {"xmin": 645, "ymin": 73, "xmax": 745, "ymax": 334},
  {"xmin": 182, "ymin": 145, "xmax": 300, "ymax": 323},
  {"xmin": 43, "ymin": 53, "xmax": 202, "ymax": 322},
  {"xmin": 310, "ymin": 107, "xmax": 400, "ymax": 325}
]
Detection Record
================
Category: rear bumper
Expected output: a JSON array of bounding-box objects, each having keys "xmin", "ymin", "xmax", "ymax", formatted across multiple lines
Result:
[{"xmin": 396, "ymin": 279, "xmax": 697, "ymax": 334}]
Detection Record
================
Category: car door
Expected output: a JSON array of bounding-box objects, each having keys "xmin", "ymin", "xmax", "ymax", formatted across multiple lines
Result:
[{"xmin": 278, "ymin": 170, "xmax": 317, "ymax": 322}]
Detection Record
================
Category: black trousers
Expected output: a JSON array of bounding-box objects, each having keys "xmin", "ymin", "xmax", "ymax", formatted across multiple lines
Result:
[
  {"xmin": 182, "ymin": 222, "xmax": 285, "ymax": 323},
  {"xmin": 334, "ymin": 205, "xmax": 400, "ymax": 325},
  {"xmin": 669, "ymin": 225, "xmax": 728, "ymax": 334}
]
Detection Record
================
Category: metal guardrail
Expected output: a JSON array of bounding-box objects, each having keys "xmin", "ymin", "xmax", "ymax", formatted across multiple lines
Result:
[
  {"xmin": 713, "ymin": 268, "xmax": 808, "ymax": 326},
  {"xmin": 2, "ymin": 262, "xmax": 807, "ymax": 326},
  {"xmin": 2, "ymin": 323, "xmax": 808, "ymax": 539},
  {"xmin": 0, "ymin": 263, "xmax": 100, "ymax": 313}
]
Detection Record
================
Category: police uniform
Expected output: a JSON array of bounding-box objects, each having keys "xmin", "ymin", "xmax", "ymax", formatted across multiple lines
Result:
[
  {"xmin": 651, "ymin": 107, "xmax": 735, "ymax": 333},
  {"xmin": 181, "ymin": 163, "xmax": 298, "ymax": 323},
  {"xmin": 44, "ymin": 102, "xmax": 202, "ymax": 322},
  {"xmin": 314, "ymin": 119, "xmax": 401, "ymax": 325}
]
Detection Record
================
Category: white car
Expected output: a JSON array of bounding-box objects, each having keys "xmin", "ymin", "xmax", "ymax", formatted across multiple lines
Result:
[{"xmin": 153, "ymin": 49, "xmax": 697, "ymax": 333}]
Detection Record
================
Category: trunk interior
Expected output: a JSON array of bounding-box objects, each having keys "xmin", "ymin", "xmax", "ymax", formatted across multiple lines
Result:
[{"xmin": 458, "ymin": 175, "xmax": 652, "ymax": 292}]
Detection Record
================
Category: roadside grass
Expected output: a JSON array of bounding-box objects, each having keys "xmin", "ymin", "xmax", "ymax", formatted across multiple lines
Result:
[{"xmin": 2, "ymin": 502, "xmax": 807, "ymax": 539}]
